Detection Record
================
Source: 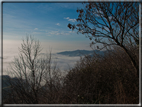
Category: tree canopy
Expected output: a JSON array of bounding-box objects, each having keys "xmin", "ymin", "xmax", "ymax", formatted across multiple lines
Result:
[
  {"xmin": 68, "ymin": 2, "xmax": 139, "ymax": 49},
  {"xmin": 68, "ymin": 2, "xmax": 139, "ymax": 76}
]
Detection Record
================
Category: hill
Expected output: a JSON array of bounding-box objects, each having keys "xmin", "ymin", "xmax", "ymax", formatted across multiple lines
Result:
[{"xmin": 57, "ymin": 49, "xmax": 104, "ymax": 57}]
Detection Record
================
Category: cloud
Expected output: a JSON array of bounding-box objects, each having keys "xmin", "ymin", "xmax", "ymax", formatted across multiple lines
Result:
[
  {"xmin": 46, "ymin": 30, "xmax": 75, "ymax": 36},
  {"xmin": 56, "ymin": 23, "xmax": 60, "ymax": 26},
  {"xmin": 64, "ymin": 17, "xmax": 76, "ymax": 22},
  {"xmin": 34, "ymin": 28, "xmax": 38, "ymax": 30}
]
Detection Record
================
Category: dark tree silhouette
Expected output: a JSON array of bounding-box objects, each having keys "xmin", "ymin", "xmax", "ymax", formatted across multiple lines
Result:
[{"xmin": 68, "ymin": 2, "xmax": 139, "ymax": 77}]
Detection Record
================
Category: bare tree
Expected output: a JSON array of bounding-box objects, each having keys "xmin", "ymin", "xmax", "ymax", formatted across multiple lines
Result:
[
  {"xmin": 3, "ymin": 36, "xmax": 55, "ymax": 104},
  {"xmin": 68, "ymin": 2, "xmax": 139, "ymax": 76}
]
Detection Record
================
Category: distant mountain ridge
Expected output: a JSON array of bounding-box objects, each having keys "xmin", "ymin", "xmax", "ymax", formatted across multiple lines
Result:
[{"xmin": 57, "ymin": 49, "xmax": 104, "ymax": 57}]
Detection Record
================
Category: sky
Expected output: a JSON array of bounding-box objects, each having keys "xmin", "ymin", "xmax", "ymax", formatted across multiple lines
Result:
[{"xmin": 3, "ymin": 2, "xmax": 93, "ymax": 52}]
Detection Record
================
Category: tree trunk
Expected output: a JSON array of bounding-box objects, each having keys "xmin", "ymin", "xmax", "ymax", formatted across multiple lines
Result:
[{"xmin": 121, "ymin": 45, "xmax": 139, "ymax": 77}]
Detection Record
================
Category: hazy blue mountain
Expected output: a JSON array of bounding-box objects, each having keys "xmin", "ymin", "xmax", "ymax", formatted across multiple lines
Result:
[{"xmin": 57, "ymin": 50, "xmax": 104, "ymax": 57}]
